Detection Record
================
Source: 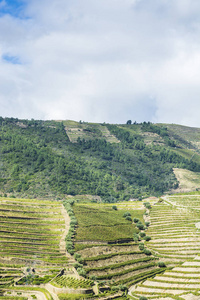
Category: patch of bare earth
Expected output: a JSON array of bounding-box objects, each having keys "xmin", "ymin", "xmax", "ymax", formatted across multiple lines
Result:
[
  {"xmin": 173, "ymin": 168, "xmax": 200, "ymax": 192},
  {"xmin": 78, "ymin": 244, "xmax": 139, "ymax": 258}
]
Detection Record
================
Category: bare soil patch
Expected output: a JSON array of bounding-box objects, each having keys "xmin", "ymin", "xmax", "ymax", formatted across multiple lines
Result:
[{"xmin": 78, "ymin": 244, "xmax": 139, "ymax": 258}]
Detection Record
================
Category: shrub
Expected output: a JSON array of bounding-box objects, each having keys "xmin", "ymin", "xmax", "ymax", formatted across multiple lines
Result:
[
  {"xmin": 112, "ymin": 205, "xmax": 117, "ymax": 210},
  {"xmin": 143, "ymin": 249, "xmax": 151, "ymax": 256},
  {"xmin": 136, "ymin": 223, "xmax": 145, "ymax": 230},
  {"xmin": 123, "ymin": 212, "xmax": 131, "ymax": 218},
  {"xmin": 133, "ymin": 233, "xmax": 139, "ymax": 242},
  {"xmin": 125, "ymin": 216, "xmax": 132, "ymax": 221},
  {"xmin": 139, "ymin": 232, "xmax": 146, "ymax": 238},
  {"xmin": 77, "ymin": 267, "xmax": 86, "ymax": 277},
  {"xmin": 144, "ymin": 202, "xmax": 151, "ymax": 209},
  {"xmin": 139, "ymin": 297, "xmax": 148, "ymax": 300},
  {"xmin": 133, "ymin": 218, "xmax": 139, "ymax": 223},
  {"xmin": 119, "ymin": 284, "xmax": 128, "ymax": 292},
  {"xmin": 89, "ymin": 275, "xmax": 97, "ymax": 281},
  {"xmin": 139, "ymin": 243, "xmax": 144, "ymax": 250},
  {"xmin": 68, "ymin": 249, "xmax": 74, "ymax": 255},
  {"xmin": 158, "ymin": 262, "xmax": 166, "ymax": 268},
  {"xmin": 145, "ymin": 221, "xmax": 150, "ymax": 227},
  {"xmin": 144, "ymin": 236, "xmax": 151, "ymax": 241},
  {"xmin": 73, "ymin": 263, "xmax": 83, "ymax": 269},
  {"xmin": 74, "ymin": 253, "xmax": 81, "ymax": 260},
  {"xmin": 76, "ymin": 257, "xmax": 84, "ymax": 264},
  {"xmin": 66, "ymin": 241, "xmax": 73, "ymax": 248}
]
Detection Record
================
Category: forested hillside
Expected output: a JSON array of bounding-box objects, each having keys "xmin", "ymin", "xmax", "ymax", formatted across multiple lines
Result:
[{"xmin": 0, "ymin": 117, "xmax": 200, "ymax": 201}]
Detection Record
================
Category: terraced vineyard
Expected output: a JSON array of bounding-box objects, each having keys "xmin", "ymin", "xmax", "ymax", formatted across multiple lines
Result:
[
  {"xmin": 131, "ymin": 195, "xmax": 200, "ymax": 299},
  {"xmin": 52, "ymin": 275, "xmax": 93, "ymax": 289},
  {"xmin": 0, "ymin": 197, "xmax": 68, "ymax": 299},
  {"xmin": 62, "ymin": 120, "xmax": 119, "ymax": 143},
  {"xmin": 72, "ymin": 199, "xmax": 165, "ymax": 291}
]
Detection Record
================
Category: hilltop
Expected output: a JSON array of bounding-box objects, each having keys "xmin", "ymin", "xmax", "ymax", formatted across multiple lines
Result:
[{"xmin": 1, "ymin": 117, "xmax": 200, "ymax": 200}]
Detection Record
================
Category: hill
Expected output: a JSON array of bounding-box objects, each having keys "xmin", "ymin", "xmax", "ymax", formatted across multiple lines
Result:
[
  {"xmin": 2, "ymin": 117, "xmax": 200, "ymax": 298},
  {"xmin": 1, "ymin": 118, "xmax": 200, "ymax": 200}
]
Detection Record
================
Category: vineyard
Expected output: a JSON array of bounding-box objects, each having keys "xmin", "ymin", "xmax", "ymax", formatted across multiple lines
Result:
[
  {"xmin": 0, "ymin": 197, "xmax": 67, "ymax": 299},
  {"xmin": 71, "ymin": 199, "xmax": 166, "ymax": 292},
  {"xmin": 53, "ymin": 275, "xmax": 94, "ymax": 289},
  {"xmin": 73, "ymin": 202, "xmax": 145, "ymax": 243},
  {"xmin": 131, "ymin": 194, "xmax": 200, "ymax": 299}
]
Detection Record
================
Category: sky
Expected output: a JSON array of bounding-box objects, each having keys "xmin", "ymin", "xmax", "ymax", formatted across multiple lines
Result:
[{"xmin": 0, "ymin": 0, "xmax": 200, "ymax": 126}]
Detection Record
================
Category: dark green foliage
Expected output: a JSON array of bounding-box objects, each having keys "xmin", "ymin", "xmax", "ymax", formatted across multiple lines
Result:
[
  {"xmin": 143, "ymin": 202, "xmax": 151, "ymax": 209},
  {"xmin": 73, "ymin": 262, "xmax": 83, "ymax": 269},
  {"xmin": 123, "ymin": 212, "xmax": 131, "ymax": 217},
  {"xmin": 0, "ymin": 117, "xmax": 199, "ymax": 199},
  {"xmin": 133, "ymin": 218, "xmax": 139, "ymax": 223},
  {"xmin": 133, "ymin": 233, "xmax": 139, "ymax": 242},
  {"xmin": 141, "ymin": 122, "xmax": 176, "ymax": 147},
  {"xmin": 112, "ymin": 205, "xmax": 117, "ymax": 210},
  {"xmin": 17, "ymin": 274, "xmax": 54, "ymax": 285},
  {"xmin": 136, "ymin": 223, "xmax": 145, "ymax": 230},
  {"xmin": 125, "ymin": 216, "xmax": 132, "ymax": 221},
  {"xmin": 77, "ymin": 267, "xmax": 86, "ymax": 277},
  {"xmin": 143, "ymin": 236, "xmax": 151, "ymax": 241},
  {"xmin": 158, "ymin": 262, "xmax": 166, "ymax": 267},
  {"xmin": 139, "ymin": 297, "xmax": 148, "ymax": 300},
  {"xmin": 139, "ymin": 232, "xmax": 146, "ymax": 238},
  {"xmin": 139, "ymin": 242, "xmax": 144, "ymax": 250},
  {"xmin": 143, "ymin": 249, "xmax": 151, "ymax": 256}
]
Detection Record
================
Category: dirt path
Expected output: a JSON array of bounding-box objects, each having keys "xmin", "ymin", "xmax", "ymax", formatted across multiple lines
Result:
[
  {"xmin": 59, "ymin": 204, "xmax": 79, "ymax": 279},
  {"xmin": 5, "ymin": 290, "xmax": 47, "ymax": 300},
  {"xmin": 45, "ymin": 284, "xmax": 59, "ymax": 300},
  {"xmin": 60, "ymin": 204, "xmax": 70, "ymax": 255}
]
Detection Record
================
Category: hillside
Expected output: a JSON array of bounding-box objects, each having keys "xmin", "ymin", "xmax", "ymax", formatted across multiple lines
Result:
[
  {"xmin": 1, "ymin": 119, "xmax": 200, "ymax": 299},
  {"xmin": 1, "ymin": 118, "xmax": 200, "ymax": 200}
]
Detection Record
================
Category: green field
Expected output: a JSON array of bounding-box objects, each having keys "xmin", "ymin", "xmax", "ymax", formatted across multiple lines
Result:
[{"xmin": 73, "ymin": 203, "xmax": 145, "ymax": 242}]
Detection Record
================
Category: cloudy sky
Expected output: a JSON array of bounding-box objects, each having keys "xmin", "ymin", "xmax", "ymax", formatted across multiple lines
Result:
[{"xmin": 0, "ymin": 0, "xmax": 200, "ymax": 125}]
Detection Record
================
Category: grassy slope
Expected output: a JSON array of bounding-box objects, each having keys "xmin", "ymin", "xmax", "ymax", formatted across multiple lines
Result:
[{"xmin": 173, "ymin": 168, "xmax": 200, "ymax": 191}]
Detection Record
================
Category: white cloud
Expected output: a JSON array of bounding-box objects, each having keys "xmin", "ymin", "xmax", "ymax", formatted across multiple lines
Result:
[{"xmin": 0, "ymin": 0, "xmax": 200, "ymax": 125}]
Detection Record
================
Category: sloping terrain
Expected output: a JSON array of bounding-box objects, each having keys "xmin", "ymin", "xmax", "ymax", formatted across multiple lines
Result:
[
  {"xmin": 1, "ymin": 118, "xmax": 200, "ymax": 200},
  {"xmin": 71, "ymin": 199, "xmax": 165, "ymax": 292},
  {"xmin": 0, "ymin": 197, "xmax": 68, "ymax": 299},
  {"xmin": 173, "ymin": 168, "xmax": 200, "ymax": 192},
  {"xmin": 131, "ymin": 194, "xmax": 200, "ymax": 299}
]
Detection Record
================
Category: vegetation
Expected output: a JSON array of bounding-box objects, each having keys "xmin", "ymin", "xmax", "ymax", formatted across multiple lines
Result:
[
  {"xmin": 1, "ymin": 117, "xmax": 200, "ymax": 200},
  {"xmin": 53, "ymin": 276, "xmax": 94, "ymax": 289},
  {"xmin": 3, "ymin": 118, "xmax": 200, "ymax": 299},
  {"xmin": 73, "ymin": 202, "xmax": 144, "ymax": 242}
]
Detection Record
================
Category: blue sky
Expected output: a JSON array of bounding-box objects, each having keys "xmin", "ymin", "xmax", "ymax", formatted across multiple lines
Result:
[
  {"xmin": 0, "ymin": 0, "xmax": 200, "ymax": 126},
  {"xmin": 0, "ymin": 0, "xmax": 26, "ymax": 17}
]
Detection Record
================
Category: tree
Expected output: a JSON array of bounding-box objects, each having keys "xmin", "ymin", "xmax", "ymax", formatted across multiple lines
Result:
[{"xmin": 126, "ymin": 120, "xmax": 132, "ymax": 125}]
